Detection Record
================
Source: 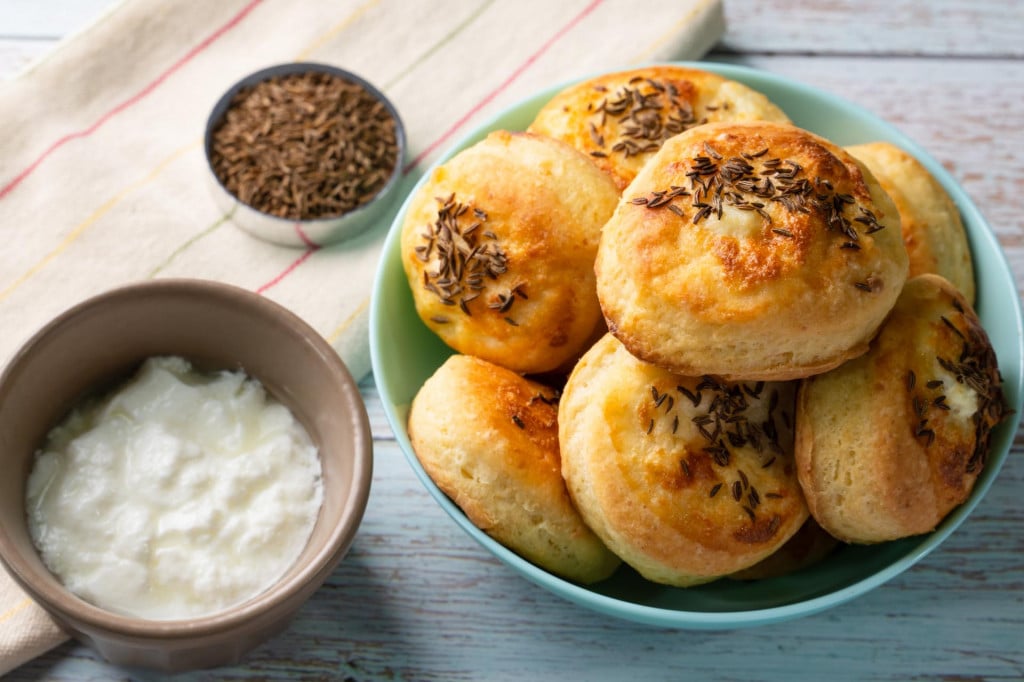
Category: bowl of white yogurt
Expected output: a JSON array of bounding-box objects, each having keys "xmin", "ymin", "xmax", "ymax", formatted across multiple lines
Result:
[{"xmin": 0, "ymin": 279, "xmax": 372, "ymax": 671}]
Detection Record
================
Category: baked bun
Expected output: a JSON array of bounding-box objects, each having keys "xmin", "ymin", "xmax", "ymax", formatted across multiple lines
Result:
[
  {"xmin": 847, "ymin": 141, "xmax": 975, "ymax": 303},
  {"xmin": 528, "ymin": 65, "xmax": 790, "ymax": 191},
  {"xmin": 408, "ymin": 354, "xmax": 621, "ymax": 584},
  {"xmin": 596, "ymin": 121, "xmax": 909, "ymax": 381},
  {"xmin": 558, "ymin": 334, "xmax": 808, "ymax": 586},
  {"xmin": 401, "ymin": 130, "xmax": 619, "ymax": 374},
  {"xmin": 795, "ymin": 274, "xmax": 1008, "ymax": 544},
  {"xmin": 729, "ymin": 517, "xmax": 840, "ymax": 581}
]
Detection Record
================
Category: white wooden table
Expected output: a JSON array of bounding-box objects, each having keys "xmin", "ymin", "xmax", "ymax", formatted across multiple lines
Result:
[{"xmin": 3, "ymin": 1, "xmax": 1023, "ymax": 679}]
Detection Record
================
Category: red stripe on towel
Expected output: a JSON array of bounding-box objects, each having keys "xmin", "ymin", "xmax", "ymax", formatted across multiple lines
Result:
[
  {"xmin": 256, "ymin": 0, "xmax": 604, "ymax": 295},
  {"xmin": 293, "ymin": 222, "xmax": 321, "ymax": 249},
  {"xmin": 256, "ymin": 246, "xmax": 321, "ymax": 294},
  {"xmin": 402, "ymin": 0, "xmax": 603, "ymax": 174},
  {"xmin": 253, "ymin": 223, "xmax": 320, "ymax": 294},
  {"xmin": 0, "ymin": 0, "xmax": 264, "ymax": 200}
]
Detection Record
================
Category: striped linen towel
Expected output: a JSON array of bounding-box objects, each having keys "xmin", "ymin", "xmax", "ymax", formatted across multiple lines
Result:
[{"xmin": 0, "ymin": 0, "xmax": 724, "ymax": 672}]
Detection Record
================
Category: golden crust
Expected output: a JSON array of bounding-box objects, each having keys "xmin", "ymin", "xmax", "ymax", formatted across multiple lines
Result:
[
  {"xmin": 729, "ymin": 517, "xmax": 840, "ymax": 581},
  {"xmin": 795, "ymin": 274, "xmax": 1008, "ymax": 544},
  {"xmin": 846, "ymin": 141, "xmax": 976, "ymax": 304},
  {"xmin": 401, "ymin": 131, "xmax": 619, "ymax": 374},
  {"xmin": 528, "ymin": 65, "xmax": 791, "ymax": 191},
  {"xmin": 558, "ymin": 334, "xmax": 808, "ymax": 587},
  {"xmin": 596, "ymin": 121, "xmax": 909, "ymax": 381},
  {"xmin": 408, "ymin": 354, "xmax": 621, "ymax": 584}
]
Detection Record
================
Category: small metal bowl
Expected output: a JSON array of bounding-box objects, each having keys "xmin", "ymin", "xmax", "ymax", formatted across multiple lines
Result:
[{"xmin": 204, "ymin": 62, "xmax": 406, "ymax": 248}]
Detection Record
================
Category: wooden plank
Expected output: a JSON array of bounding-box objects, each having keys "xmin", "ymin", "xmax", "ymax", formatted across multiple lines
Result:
[
  {"xmin": 4, "ymin": 1, "xmax": 1021, "ymax": 63},
  {"xmin": 0, "ymin": 0, "xmax": 119, "ymax": 37},
  {"xmin": 0, "ymin": 0, "xmax": 117, "ymax": 79},
  {"xmin": 718, "ymin": 0, "xmax": 1023, "ymax": 57},
  {"xmin": 0, "ymin": 38, "xmax": 53, "ymax": 79}
]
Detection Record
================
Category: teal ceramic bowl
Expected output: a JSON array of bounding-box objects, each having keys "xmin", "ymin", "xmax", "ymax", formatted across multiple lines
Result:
[{"xmin": 369, "ymin": 62, "xmax": 1024, "ymax": 628}]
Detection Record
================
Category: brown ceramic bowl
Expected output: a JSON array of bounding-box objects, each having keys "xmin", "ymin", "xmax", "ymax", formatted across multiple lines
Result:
[{"xmin": 0, "ymin": 279, "xmax": 372, "ymax": 671}]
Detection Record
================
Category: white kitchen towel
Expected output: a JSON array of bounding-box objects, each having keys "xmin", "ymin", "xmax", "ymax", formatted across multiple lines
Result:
[{"xmin": 0, "ymin": 0, "xmax": 724, "ymax": 672}]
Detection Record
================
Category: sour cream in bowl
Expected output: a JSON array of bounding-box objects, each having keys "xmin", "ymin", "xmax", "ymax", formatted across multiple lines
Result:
[
  {"xmin": 25, "ymin": 356, "xmax": 324, "ymax": 621},
  {"xmin": 0, "ymin": 279, "xmax": 372, "ymax": 671}
]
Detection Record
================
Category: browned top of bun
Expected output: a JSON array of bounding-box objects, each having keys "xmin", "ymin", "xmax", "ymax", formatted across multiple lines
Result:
[
  {"xmin": 596, "ymin": 121, "xmax": 908, "ymax": 380},
  {"xmin": 400, "ymin": 130, "xmax": 619, "ymax": 374},
  {"xmin": 559, "ymin": 334, "xmax": 808, "ymax": 586},
  {"xmin": 529, "ymin": 65, "xmax": 791, "ymax": 191}
]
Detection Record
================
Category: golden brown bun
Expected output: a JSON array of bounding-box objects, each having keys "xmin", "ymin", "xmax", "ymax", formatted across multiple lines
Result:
[
  {"xmin": 528, "ymin": 65, "xmax": 791, "ymax": 191},
  {"xmin": 408, "ymin": 354, "xmax": 621, "ymax": 584},
  {"xmin": 795, "ymin": 274, "xmax": 1008, "ymax": 544},
  {"xmin": 596, "ymin": 121, "xmax": 909, "ymax": 381},
  {"xmin": 847, "ymin": 141, "xmax": 975, "ymax": 304},
  {"xmin": 558, "ymin": 334, "xmax": 808, "ymax": 587},
  {"xmin": 729, "ymin": 517, "xmax": 841, "ymax": 581},
  {"xmin": 401, "ymin": 130, "xmax": 619, "ymax": 374}
]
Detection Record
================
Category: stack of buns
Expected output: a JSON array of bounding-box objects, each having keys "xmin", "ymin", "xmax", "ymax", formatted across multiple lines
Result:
[
  {"xmin": 400, "ymin": 65, "xmax": 1008, "ymax": 586},
  {"xmin": 595, "ymin": 120, "xmax": 908, "ymax": 380}
]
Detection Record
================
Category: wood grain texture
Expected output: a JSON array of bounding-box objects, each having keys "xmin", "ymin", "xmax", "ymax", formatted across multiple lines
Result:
[
  {"xmin": 0, "ymin": 0, "xmax": 117, "ymax": 78},
  {"xmin": 720, "ymin": 0, "xmax": 1024, "ymax": 57},
  {"xmin": 4, "ymin": 0, "xmax": 1024, "ymax": 680},
  {"xmin": 0, "ymin": 38, "xmax": 51, "ymax": 78}
]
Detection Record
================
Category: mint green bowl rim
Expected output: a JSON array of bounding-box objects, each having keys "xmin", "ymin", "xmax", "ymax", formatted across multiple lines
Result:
[{"xmin": 369, "ymin": 61, "xmax": 1024, "ymax": 628}]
